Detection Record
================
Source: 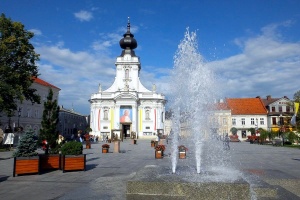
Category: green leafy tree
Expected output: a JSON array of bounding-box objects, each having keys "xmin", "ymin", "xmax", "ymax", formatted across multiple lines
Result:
[
  {"xmin": 230, "ymin": 127, "xmax": 238, "ymax": 135},
  {"xmin": 0, "ymin": 13, "xmax": 40, "ymax": 117},
  {"xmin": 13, "ymin": 129, "xmax": 38, "ymax": 157},
  {"xmin": 247, "ymin": 128, "xmax": 256, "ymax": 136},
  {"xmin": 293, "ymin": 90, "xmax": 300, "ymax": 103},
  {"xmin": 39, "ymin": 88, "xmax": 59, "ymax": 154}
]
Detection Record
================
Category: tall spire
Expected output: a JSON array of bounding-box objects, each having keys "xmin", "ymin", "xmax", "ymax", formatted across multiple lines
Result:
[{"xmin": 127, "ymin": 17, "xmax": 130, "ymax": 33}]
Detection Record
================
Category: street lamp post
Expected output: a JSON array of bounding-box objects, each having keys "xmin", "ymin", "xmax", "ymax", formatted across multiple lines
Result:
[{"xmin": 17, "ymin": 108, "xmax": 21, "ymax": 128}]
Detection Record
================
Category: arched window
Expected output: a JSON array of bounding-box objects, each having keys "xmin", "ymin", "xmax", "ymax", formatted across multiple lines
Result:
[
  {"xmin": 145, "ymin": 110, "xmax": 150, "ymax": 120},
  {"xmin": 125, "ymin": 69, "xmax": 129, "ymax": 79},
  {"xmin": 104, "ymin": 110, "xmax": 108, "ymax": 120}
]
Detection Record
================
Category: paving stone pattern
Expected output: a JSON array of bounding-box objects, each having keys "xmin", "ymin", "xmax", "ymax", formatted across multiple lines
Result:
[{"xmin": 0, "ymin": 140, "xmax": 299, "ymax": 200}]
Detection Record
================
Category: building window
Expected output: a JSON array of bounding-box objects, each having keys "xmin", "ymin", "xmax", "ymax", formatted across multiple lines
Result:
[
  {"xmin": 125, "ymin": 69, "xmax": 129, "ymax": 79},
  {"xmin": 27, "ymin": 108, "xmax": 31, "ymax": 118},
  {"xmin": 222, "ymin": 118, "xmax": 227, "ymax": 125},
  {"xmin": 232, "ymin": 118, "xmax": 236, "ymax": 125},
  {"xmin": 260, "ymin": 118, "xmax": 264, "ymax": 125},
  {"xmin": 145, "ymin": 126, "xmax": 150, "ymax": 129},
  {"xmin": 279, "ymin": 106, "xmax": 282, "ymax": 112},
  {"xmin": 241, "ymin": 118, "xmax": 245, "ymax": 125},
  {"xmin": 272, "ymin": 117, "xmax": 276, "ymax": 125},
  {"xmin": 286, "ymin": 106, "xmax": 290, "ymax": 113},
  {"xmin": 251, "ymin": 118, "xmax": 254, "ymax": 125},
  {"xmin": 104, "ymin": 110, "xmax": 108, "ymax": 120},
  {"xmin": 34, "ymin": 110, "xmax": 37, "ymax": 118},
  {"xmin": 272, "ymin": 107, "xmax": 275, "ymax": 112}
]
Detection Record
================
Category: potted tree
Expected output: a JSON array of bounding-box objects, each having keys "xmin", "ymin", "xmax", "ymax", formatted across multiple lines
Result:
[
  {"xmin": 38, "ymin": 88, "xmax": 61, "ymax": 171},
  {"xmin": 102, "ymin": 144, "xmax": 110, "ymax": 153},
  {"xmin": 60, "ymin": 141, "xmax": 86, "ymax": 173},
  {"xmin": 230, "ymin": 127, "xmax": 239, "ymax": 142},
  {"xmin": 155, "ymin": 144, "xmax": 165, "ymax": 159},
  {"xmin": 13, "ymin": 130, "xmax": 40, "ymax": 177},
  {"xmin": 178, "ymin": 145, "xmax": 188, "ymax": 159}
]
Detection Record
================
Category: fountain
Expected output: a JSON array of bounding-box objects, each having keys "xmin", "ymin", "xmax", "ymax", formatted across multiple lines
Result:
[
  {"xmin": 126, "ymin": 29, "xmax": 266, "ymax": 199},
  {"xmin": 169, "ymin": 28, "xmax": 222, "ymax": 174}
]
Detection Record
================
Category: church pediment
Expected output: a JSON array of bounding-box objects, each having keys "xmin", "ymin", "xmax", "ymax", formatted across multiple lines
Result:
[{"xmin": 115, "ymin": 93, "xmax": 138, "ymax": 100}]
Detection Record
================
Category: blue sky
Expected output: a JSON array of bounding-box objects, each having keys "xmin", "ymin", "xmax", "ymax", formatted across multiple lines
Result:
[{"xmin": 1, "ymin": 0, "xmax": 300, "ymax": 115}]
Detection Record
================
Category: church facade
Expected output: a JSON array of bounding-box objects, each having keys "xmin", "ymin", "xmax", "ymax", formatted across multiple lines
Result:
[{"xmin": 89, "ymin": 20, "xmax": 166, "ymax": 140}]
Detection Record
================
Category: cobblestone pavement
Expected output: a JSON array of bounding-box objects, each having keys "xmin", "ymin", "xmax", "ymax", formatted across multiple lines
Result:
[{"xmin": 0, "ymin": 139, "xmax": 300, "ymax": 200}]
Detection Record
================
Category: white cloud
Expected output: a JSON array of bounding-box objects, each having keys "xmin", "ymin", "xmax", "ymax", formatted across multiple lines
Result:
[
  {"xmin": 74, "ymin": 10, "xmax": 93, "ymax": 22},
  {"xmin": 208, "ymin": 22, "xmax": 300, "ymax": 99},
  {"xmin": 29, "ymin": 29, "xmax": 42, "ymax": 36},
  {"xmin": 36, "ymin": 44, "xmax": 116, "ymax": 114}
]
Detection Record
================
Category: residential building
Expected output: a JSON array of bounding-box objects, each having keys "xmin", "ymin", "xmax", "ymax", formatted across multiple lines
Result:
[
  {"xmin": 226, "ymin": 97, "xmax": 268, "ymax": 141},
  {"xmin": 57, "ymin": 106, "xmax": 88, "ymax": 140},
  {"xmin": 0, "ymin": 77, "xmax": 60, "ymax": 135},
  {"xmin": 212, "ymin": 99, "xmax": 232, "ymax": 139},
  {"xmin": 261, "ymin": 95, "xmax": 294, "ymax": 132}
]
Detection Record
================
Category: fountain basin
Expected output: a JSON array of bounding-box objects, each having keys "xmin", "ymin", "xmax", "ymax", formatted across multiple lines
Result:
[{"xmin": 126, "ymin": 165, "xmax": 250, "ymax": 200}]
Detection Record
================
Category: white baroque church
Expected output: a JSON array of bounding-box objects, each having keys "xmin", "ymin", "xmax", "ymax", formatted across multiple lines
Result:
[{"xmin": 89, "ymin": 19, "xmax": 166, "ymax": 140}]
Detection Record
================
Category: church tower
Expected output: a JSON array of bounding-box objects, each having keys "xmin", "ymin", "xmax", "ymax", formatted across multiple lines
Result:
[{"xmin": 89, "ymin": 18, "xmax": 166, "ymax": 140}]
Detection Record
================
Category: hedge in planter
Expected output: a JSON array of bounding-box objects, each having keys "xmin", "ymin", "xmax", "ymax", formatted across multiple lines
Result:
[
  {"xmin": 13, "ymin": 130, "xmax": 40, "ymax": 177},
  {"xmin": 61, "ymin": 141, "xmax": 86, "ymax": 172}
]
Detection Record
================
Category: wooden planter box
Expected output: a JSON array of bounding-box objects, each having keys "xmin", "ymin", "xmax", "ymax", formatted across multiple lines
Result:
[
  {"xmin": 62, "ymin": 154, "xmax": 86, "ymax": 173},
  {"xmin": 155, "ymin": 150, "xmax": 163, "ymax": 159},
  {"xmin": 39, "ymin": 154, "xmax": 61, "ymax": 171},
  {"xmin": 179, "ymin": 151, "xmax": 186, "ymax": 159},
  {"xmin": 102, "ymin": 148, "xmax": 109, "ymax": 153},
  {"xmin": 13, "ymin": 156, "xmax": 40, "ymax": 177}
]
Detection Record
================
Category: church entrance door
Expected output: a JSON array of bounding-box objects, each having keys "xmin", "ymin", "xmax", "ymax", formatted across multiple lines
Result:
[{"xmin": 122, "ymin": 124, "xmax": 131, "ymax": 139}]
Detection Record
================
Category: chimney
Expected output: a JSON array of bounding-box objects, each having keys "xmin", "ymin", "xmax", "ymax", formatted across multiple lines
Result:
[
  {"xmin": 266, "ymin": 95, "xmax": 271, "ymax": 100},
  {"xmin": 284, "ymin": 96, "xmax": 289, "ymax": 99}
]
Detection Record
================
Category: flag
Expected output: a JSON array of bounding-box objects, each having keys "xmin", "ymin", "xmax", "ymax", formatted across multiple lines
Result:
[
  {"xmin": 291, "ymin": 114, "xmax": 296, "ymax": 125},
  {"xmin": 291, "ymin": 102, "xmax": 299, "ymax": 125},
  {"xmin": 295, "ymin": 102, "xmax": 299, "ymax": 114}
]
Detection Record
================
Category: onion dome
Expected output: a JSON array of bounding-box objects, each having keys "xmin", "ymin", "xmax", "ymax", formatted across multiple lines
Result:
[{"xmin": 119, "ymin": 17, "xmax": 137, "ymax": 50}]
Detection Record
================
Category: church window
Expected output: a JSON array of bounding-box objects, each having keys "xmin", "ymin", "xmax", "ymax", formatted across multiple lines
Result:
[
  {"xmin": 145, "ymin": 110, "xmax": 150, "ymax": 120},
  {"xmin": 103, "ymin": 126, "xmax": 108, "ymax": 129},
  {"xmin": 146, "ymin": 127, "xmax": 150, "ymax": 129},
  {"xmin": 125, "ymin": 69, "xmax": 129, "ymax": 79},
  {"xmin": 104, "ymin": 110, "xmax": 108, "ymax": 120}
]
